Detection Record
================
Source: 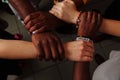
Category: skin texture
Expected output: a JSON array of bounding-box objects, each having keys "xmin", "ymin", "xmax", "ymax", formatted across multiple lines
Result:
[
  {"xmin": 8, "ymin": 0, "xmax": 94, "ymax": 80},
  {"xmin": 24, "ymin": 11, "xmax": 62, "ymax": 33},
  {"xmin": 50, "ymin": 2, "xmax": 120, "ymax": 80},
  {"xmin": 99, "ymin": 19, "xmax": 120, "ymax": 37},
  {"xmin": 0, "ymin": 39, "xmax": 94, "ymax": 62},
  {"xmin": 50, "ymin": 0, "xmax": 102, "ymax": 80},
  {"xmin": 50, "ymin": 0, "xmax": 80, "ymax": 24},
  {"xmin": 50, "ymin": 0, "xmax": 102, "ymax": 38},
  {"xmin": 31, "ymin": 32, "xmax": 64, "ymax": 60},
  {"xmin": 8, "ymin": 0, "xmax": 64, "ymax": 60},
  {"xmin": 7, "ymin": 1, "xmax": 120, "ymax": 80},
  {"xmin": 77, "ymin": 11, "xmax": 102, "ymax": 38},
  {"xmin": 8, "ymin": 0, "xmax": 86, "ymax": 61}
]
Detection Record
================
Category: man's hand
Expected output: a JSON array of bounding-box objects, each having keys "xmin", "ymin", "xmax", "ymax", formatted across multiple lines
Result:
[
  {"xmin": 77, "ymin": 11, "xmax": 102, "ymax": 38},
  {"xmin": 24, "ymin": 11, "xmax": 61, "ymax": 33},
  {"xmin": 32, "ymin": 32, "xmax": 64, "ymax": 60}
]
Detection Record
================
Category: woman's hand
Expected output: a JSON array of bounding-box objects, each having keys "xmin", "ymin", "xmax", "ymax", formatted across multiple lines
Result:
[
  {"xmin": 50, "ymin": 0, "xmax": 79, "ymax": 24},
  {"xmin": 65, "ymin": 40, "xmax": 94, "ymax": 62}
]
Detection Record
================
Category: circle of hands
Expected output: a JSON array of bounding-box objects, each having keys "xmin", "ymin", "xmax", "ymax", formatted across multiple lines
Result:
[{"xmin": 23, "ymin": 0, "xmax": 102, "ymax": 62}]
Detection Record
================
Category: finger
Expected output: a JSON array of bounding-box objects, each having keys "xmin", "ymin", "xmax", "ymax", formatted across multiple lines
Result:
[
  {"xmin": 49, "ymin": 8, "xmax": 59, "ymax": 18},
  {"xmin": 64, "ymin": 0, "xmax": 75, "ymax": 6},
  {"xmin": 25, "ymin": 18, "xmax": 42, "ymax": 30},
  {"xmin": 42, "ymin": 40, "xmax": 52, "ymax": 60},
  {"xmin": 34, "ymin": 41, "xmax": 44, "ymax": 60},
  {"xmin": 86, "ymin": 41, "xmax": 94, "ymax": 48},
  {"xmin": 25, "ymin": 20, "xmax": 34, "ymax": 30},
  {"xmin": 24, "ymin": 12, "xmax": 40, "ymax": 24},
  {"xmin": 81, "ymin": 56, "xmax": 93, "ymax": 62},
  {"xmin": 97, "ymin": 13, "xmax": 102, "ymax": 28},
  {"xmin": 80, "ymin": 50, "xmax": 93, "ymax": 60},
  {"xmin": 29, "ymin": 22, "xmax": 45, "ymax": 33},
  {"xmin": 87, "ymin": 11, "xmax": 93, "ymax": 22},
  {"xmin": 92, "ymin": 12, "xmax": 97, "ymax": 24},
  {"xmin": 53, "ymin": 36, "xmax": 64, "ymax": 60},
  {"xmin": 50, "ymin": 3, "xmax": 65, "ymax": 19},
  {"xmin": 83, "ymin": 49, "xmax": 94, "ymax": 57},
  {"xmin": 77, "ymin": 40, "xmax": 94, "ymax": 53},
  {"xmin": 35, "ymin": 25, "xmax": 50, "ymax": 33},
  {"xmin": 54, "ymin": 0, "xmax": 59, "ymax": 4},
  {"xmin": 78, "ymin": 12, "xmax": 87, "ymax": 36},
  {"xmin": 48, "ymin": 38, "xmax": 58, "ymax": 60}
]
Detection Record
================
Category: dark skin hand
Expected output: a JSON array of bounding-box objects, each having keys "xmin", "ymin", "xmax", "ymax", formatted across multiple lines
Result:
[
  {"xmin": 32, "ymin": 32, "xmax": 64, "ymax": 60},
  {"xmin": 24, "ymin": 11, "xmax": 62, "ymax": 33},
  {"xmin": 77, "ymin": 11, "xmax": 102, "ymax": 39},
  {"xmin": 9, "ymin": 0, "xmax": 64, "ymax": 60},
  {"xmin": 73, "ymin": 11, "xmax": 102, "ymax": 80},
  {"xmin": 23, "ymin": 0, "xmax": 84, "ymax": 33}
]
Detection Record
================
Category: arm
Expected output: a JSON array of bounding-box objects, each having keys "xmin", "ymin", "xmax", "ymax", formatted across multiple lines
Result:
[
  {"xmin": 50, "ymin": 1, "xmax": 120, "ymax": 37},
  {"xmin": 0, "ymin": 39, "xmax": 93, "ymax": 62},
  {"xmin": 99, "ymin": 19, "xmax": 120, "ymax": 37},
  {"xmin": 50, "ymin": 1, "xmax": 93, "ymax": 80},
  {"xmin": 73, "ymin": 62, "xmax": 91, "ymax": 80},
  {"xmin": 8, "ymin": 0, "xmax": 64, "ymax": 60},
  {"xmin": 8, "ymin": 0, "xmax": 35, "ymax": 19}
]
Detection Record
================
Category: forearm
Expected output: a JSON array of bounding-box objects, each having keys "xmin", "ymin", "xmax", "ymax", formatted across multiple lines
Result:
[
  {"xmin": 0, "ymin": 39, "xmax": 84, "ymax": 61},
  {"xmin": 99, "ymin": 19, "xmax": 120, "ymax": 37},
  {"xmin": 8, "ymin": 0, "xmax": 35, "ymax": 19},
  {"xmin": 73, "ymin": 22, "xmax": 91, "ymax": 80},
  {"xmin": 0, "ymin": 39, "xmax": 37, "ymax": 59},
  {"xmin": 73, "ymin": 62, "xmax": 91, "ymax": 80}
]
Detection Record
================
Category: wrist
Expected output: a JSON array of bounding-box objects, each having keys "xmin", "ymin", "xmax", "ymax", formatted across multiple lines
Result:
[{"xmin": 72, "ymin": 11, "xmax": 80, "ymax": 24}]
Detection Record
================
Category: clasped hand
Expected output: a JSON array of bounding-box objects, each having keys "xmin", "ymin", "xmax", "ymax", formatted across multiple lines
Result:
[
  {"xmin": 24, "ymin": 11, "xmax": 60, "ymax": 33},
  {"xmin": 24, "ymin": 11, "xmax": 64, "ymax": 61},
  {"xmin": 32, "ymin": 32, "xmax": 64, "ymax": 61}
]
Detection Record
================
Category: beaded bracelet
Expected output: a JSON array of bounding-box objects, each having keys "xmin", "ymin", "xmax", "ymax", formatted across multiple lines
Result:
[{"xmin": 76, "ymin": 11, "xmax": 82, "ymax": 28}]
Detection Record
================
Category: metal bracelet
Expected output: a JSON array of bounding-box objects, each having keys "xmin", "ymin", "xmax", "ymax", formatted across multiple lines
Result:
[{"xmin": 76, "ymin": 36, "xmax": 91, "ymax": 42}]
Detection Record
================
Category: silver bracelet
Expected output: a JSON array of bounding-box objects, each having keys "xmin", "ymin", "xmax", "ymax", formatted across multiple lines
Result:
[{"xmin": 76, "ymin": 36, "xmax": 91, "ymax": 42}]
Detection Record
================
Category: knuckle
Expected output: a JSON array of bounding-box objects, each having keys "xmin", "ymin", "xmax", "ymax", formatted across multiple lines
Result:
[
  {"xmin": 48, "ymin": 39, "xmax": 54, "ymax": 43},
  {"xmin": 29, "ymin": 21, "xmax": 33, "ymax": 26},
  {"xmin": 42, "ymin": 40, "xmax": 47, "ymax": 45}
]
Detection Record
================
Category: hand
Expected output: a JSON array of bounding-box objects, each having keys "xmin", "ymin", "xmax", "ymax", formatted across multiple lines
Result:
[
  {"xmin": 77, "ymin": 11, "xmax": 102, "ymax": 38},
  {"xmin": 65, "ymin": 40, "xmax": 94, "ymax": 62},
  {"xmin": 24, "ymin": 11, "xmax": 61, "ymax": 33},
  {"xmin": 50, "ymin": 0, "xmax": 79, "ymax": 24},
  {"xmin": 32, "ymin": 32, "xmax": 64, "ymax": 60}
]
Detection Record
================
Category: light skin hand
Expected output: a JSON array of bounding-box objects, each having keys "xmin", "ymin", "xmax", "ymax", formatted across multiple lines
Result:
[
  {"xmin": 49, "ymin": 0, "xmax": 80, "ymax": 24},
  {"xmin": 65, "ymin": 40, "xmax": 94, "ymax": 62},
  {"xmin": 31, "ymin": 32, "xmax": 64, "ymax": 61},
  {"xmin": 0, "ymin": 39, "xmax": 93, "ymax": 62}
]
